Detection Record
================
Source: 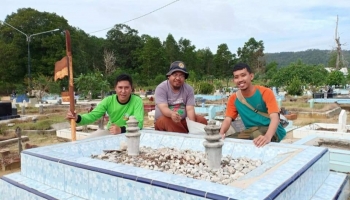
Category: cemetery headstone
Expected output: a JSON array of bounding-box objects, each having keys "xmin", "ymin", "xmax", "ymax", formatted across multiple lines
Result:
[{"xmin": 337, "ymin": 109, "xmax": 347, "ymax": 132}]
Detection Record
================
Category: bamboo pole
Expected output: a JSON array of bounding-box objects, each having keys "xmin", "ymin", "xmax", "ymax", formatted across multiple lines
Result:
[{"xmin": 65, "ymin": 30, "xmax": 76, "ymax": 141}]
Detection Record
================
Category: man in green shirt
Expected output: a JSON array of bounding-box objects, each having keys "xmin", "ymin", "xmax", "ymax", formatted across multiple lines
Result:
[{"xmin": 66, "ymin": 74, "xmax": 144, "ymax": 137}]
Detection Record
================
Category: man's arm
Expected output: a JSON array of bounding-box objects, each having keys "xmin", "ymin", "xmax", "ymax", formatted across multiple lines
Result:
[
  {"xmin": 219, "ymin": 117, "xmax": 233, "ymax": 139},
  {"xmin": 265, "ymin": 113, "xmax": 279, "ymax": 139},
  {"xmin": 219, "ymin": 94, "xmax": 238, "ymax": 139},
  {"xmin": 155, "ymin": 84, "xmax": 181, "ymax": 122},
  {"xmin": 78, "ymin": 98, "xmax": 109, "ymax": 125},
  {"xmin": 185, "ymin": 105, "xmax": 195, "ymax": 121},
  {"xmin": 253, "ymin": 112, "xmax": 279, "ymax": 147},
  {"xmin": 158, "ymin": 103, "xmax": 174, "ymax": 117},
  {"xmin": 254, "ymin": 86, "xmax": 281, "ymax": 147},
  {"xmin": 158, "ymin": 103, "xmax": 181, "ymax": 122}
]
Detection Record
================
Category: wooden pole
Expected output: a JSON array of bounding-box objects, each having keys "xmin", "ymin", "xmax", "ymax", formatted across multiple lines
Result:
[
  {"xmin": 65, "ymin": 30, "xmax": 76, "ymax": 141},
  {"xmin": 15, "ymin": 127, "xmax": 22, "ymax": 154}
]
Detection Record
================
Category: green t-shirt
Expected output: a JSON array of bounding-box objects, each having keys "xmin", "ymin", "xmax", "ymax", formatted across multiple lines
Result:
[{"xmin": 79, "ymin": 94, "xmax": 144, "ymax": 129}]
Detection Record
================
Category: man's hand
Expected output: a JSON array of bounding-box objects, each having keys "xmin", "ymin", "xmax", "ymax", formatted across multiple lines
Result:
[
  {"xmin": 220, "ymin": 133, "xmax": 226, "ymax": 140},
  {"xmin": 109, "ymin": 124, "xmax": 121, "ymax": 135},
  {"xmin": 171, "ymin": 111, "xmax": 181, "ymax": 123},
  {"xmin": 66, "ymin": 110, "xmax": 77, "ymax": 121},
  {"xmin": 253, "ymin": 135, "xmax": 271, "ymax": 147}
]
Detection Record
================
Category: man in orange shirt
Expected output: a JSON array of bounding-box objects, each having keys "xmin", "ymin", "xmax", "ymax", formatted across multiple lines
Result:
[{"xmin": 219, "ymin": 63, "xmax": 286, "ymax": 147}]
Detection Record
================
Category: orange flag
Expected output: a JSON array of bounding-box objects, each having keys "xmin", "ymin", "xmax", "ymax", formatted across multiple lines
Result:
[{"xmin": 54, "ymin": 56, "xmax": 69, "ymax": 81}]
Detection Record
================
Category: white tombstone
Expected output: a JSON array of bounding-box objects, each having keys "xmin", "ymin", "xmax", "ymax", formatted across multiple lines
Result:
[
  {"xmin": 22, "ymin": 100, "xmax": 26, "ymax": 108},
  {"xmin": 337, "ymin": 109, "xmax": 347, "ymax": 132},
  {"xmin": 148, "ymin": 110, "xmax": 155, "ymax": 120},
  {"xmin": 12, "ymin": 99, "xmax": 17, "ymax": 108}
]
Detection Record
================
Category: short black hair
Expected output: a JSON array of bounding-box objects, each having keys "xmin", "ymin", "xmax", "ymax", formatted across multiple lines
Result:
[
  {"xmin": 233, "ymin": 63, "xmax": 253, "ymax": 74},
  {"xmin": 115, "ymin": 74, "xmax": 133, "ymax": 87}
]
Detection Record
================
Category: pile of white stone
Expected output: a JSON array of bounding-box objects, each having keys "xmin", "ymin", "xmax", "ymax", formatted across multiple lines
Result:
[{"xmin": 92, "ymin": 146, "xmax": 262, "ymax": 185}]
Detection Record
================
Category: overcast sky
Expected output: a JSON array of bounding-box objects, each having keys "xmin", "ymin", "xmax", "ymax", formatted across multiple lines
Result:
[{"xmin": 1, "ymin": 0, "xmax": 350, "ymax": 53}]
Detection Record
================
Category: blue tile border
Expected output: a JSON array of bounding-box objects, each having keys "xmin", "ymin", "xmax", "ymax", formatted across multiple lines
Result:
[
  {"xmin": 21, "ymin": 151, "xmax": 224, "ymax": 199},
  {"xmin": 0, "ymin": 176, "xmax": 58, "ymax": 200},
  {"xmin": 206, "ymin": 192, "xmax": 237, "ymax": 200},
  {"xmin": 266, "ymin": 148, "xmax": 328, "ymax": 199},
  {"xmin": 334, "ymin": 175, "xmax": 349, "ymax": 200},
  {"xmin": 19, "ymin": 131, "xmax": 331, "ymax": 200}
]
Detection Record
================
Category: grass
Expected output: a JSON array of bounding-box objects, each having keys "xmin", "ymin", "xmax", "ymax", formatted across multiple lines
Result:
[
  {"xmin": 282, "ymin": 102, "xmax": 338, "ymax": 112},
  {"xmin": 0, "ymin": 114, "xmax": 67, "ymax": 135}
]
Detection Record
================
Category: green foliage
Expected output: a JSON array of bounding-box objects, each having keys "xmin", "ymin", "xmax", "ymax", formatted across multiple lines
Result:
[
  {"xmin": 237, "ymin": 38, "xmax": 265, "ymax": 72},
  {"xmin": 269, "ymin": 60, "xmax": 328, "ymax": 87},
  {"xmin": 198, "ymin": 81, "xmax": 214, "ymax": 94},
  {"xmin": 147, "ymin": 74, "xmax": 165, "ymax": 86},
  {"xmin": 327, "ymin": 51, "xmax": 348, "ymax": 69},
  {"xmin": 32, "ymin": 74, "xmax": 58, "ymax": 99},
  {"xmin": 48, "ymin": 81, "xmax": 61, "ymax": 94},
  {"xmin": 213, "ymin": 79, "xmax": 223, "ymax": 90},
  {"xmin": 286, "ymin": 77, "xmax": 303, "ymax": 96},
  {"xmin": 326, "ymin": 70, "xmax": 345, "ymax": 86},
  {"xmin": 213, "ymin": 43, "xmax": 235, "ymax": 78},
  {"xmin": 74, "ymin": 72, "xmax": 110, "ymax": 97},
  {"xmin": 187, "ymin": 70, "xmax": 197, "ymax": 82},
  {"xmin": 265, "ymin": 49, "xmax": 350, "ymax": 68},
  {"xmin": 2, "ymin": 8, "xmax": 350, "ymax": 96}
]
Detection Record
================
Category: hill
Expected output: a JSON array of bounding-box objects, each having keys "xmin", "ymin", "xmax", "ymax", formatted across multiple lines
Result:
[{"xmin": 264, "ymin": 49, "xmax": 350, "ymax": 67}]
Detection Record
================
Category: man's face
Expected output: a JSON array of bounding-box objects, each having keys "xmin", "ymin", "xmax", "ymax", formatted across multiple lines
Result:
[
  {"xmin": 168, "ymin": 71, "xmax": 186, "ymax": 90},
  {"xmin": 233, "ymin": 68, "xmax": 254, "ymax": 91},
  {"xmin": 115, "ymin": 80, "xmax": 132, "ymax": 103}
]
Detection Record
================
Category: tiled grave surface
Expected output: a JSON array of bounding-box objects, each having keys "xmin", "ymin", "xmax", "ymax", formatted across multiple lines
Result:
[
  {"xmin": 1, "ymin": 130, "xmax": 348, "ymax": 199},
  {"xmin": 294, "ymin": 135, "xmax": 350, "ymax": 173}
]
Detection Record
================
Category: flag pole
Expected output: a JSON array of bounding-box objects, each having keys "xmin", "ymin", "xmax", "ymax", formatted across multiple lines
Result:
[{"xmin": 65, "ymin": 30, "xmax": 76, "ymax": 141}]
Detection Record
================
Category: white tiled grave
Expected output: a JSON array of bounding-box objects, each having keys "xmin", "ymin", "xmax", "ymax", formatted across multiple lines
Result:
[
  {"xmin": 293, "ymin": 110, "xmax": 349, "ymax": 139},
  {"xmin": 56, "ymin": 125, "xmax": 101, "ymax": 140},
  {"xmin": 1, "ymin": 130, "xmax": 349, "ymax": 200},
  {"xmin": 293, "ymin": 123, "xmax": 350, "ymax": 139},
  {"xmin": 294, "ymin": 135, "xmax": 350, "ymax": 173}
]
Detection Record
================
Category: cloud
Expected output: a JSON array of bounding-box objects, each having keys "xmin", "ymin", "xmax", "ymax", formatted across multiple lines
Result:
[{"xmin": 1, "ymin": 0, "xmax": 349, "ymax": 53}]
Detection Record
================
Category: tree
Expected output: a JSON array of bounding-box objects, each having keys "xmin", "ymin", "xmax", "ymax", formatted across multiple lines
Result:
[
  {"xmin": 31, "ymin": 74, "xmax": 55, "ymax": 100},
  {"xmin": 178, "ymin": 38, "xmax": 197, "ymax": 72},
  {"xmin": 328, "ymin": 51, "xmax": 346, "ymax": 69},
  {"xmin": 286, "ymin": 77, "xmax": 303, "ymax": 96},
  {"xmin": 103, "ymin": 49, "xmax": 117, "ymax": 75},
  {"xmin": 326, "ymin": 70, "xmax": 345, "ymax": 86},
  {"xmin": 137, "ymin": 35, "xmax": 167, "ymax": 84},
  {"xmin": 213, "ymin": 43, "xmax": 235, "ymax": 79},
  {"xmin": 74, "ymin": 72, "xmax": 110, "ymax": 99},
  {"xmin": 237, "ymin": 38, "xmax": 265, "ymax": 72},
  {"xmin": 198, "ymin": 82, "xmax": 214, "ymax": 94},
  {"xmin": 195, "ymin": 48, "xmax": 214, "ymax": 77},
  {"xmin": 105, "ymin": 24, "xmax": 142, "ymax": 70},
  {"xmin": 270, "ymin": 60, "xmax": 328, "ymax": 88},
  {"xmin": 163, "ymin": 34, "xmax": 179, "ymax": 63},
  {"xmin": 263, "ymin": 61, "xmax": 278, "ymax": 87},
  {"xmin": 0, "ymin": 7, "xmax": 106, "ymax": 93},
  {"xmin": 0, "ymin": 8, "xmax": 69, "ymax": 84}
]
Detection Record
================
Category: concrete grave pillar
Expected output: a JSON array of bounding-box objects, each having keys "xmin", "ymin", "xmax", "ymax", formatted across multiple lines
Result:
[
  {"xmin": 39, "ymin": 105, "xmax": 43, "ymax": 114},
  {"xmin": 208, "ymin": 105, "xmax": 216, "ymax": 120},
  {"xmin": 203, "ymin": 120, "xmax": 224, "ymax": 169},
  {"xmin": 21, "ymin": 100, "xmax": 25, "ymax": 115},
  {"xmin": 125, "ymin": 116, "xmax": 141, "ymax": 156},
  {"xmin": 337, "ymin": 109, "xmax": 347, "ymax": 132}
]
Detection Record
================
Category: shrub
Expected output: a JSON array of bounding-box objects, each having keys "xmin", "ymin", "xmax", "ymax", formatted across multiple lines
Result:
[
  {"xmin": 198, "ymin": 82, "xmax": 214, "ymax": 94},
  {"xmin": 286, "ymin": 77, "xmax": 303, "ymax": 96}
]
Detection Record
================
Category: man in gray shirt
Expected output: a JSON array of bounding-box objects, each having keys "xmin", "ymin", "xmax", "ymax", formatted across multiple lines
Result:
[{"xmin": 154, "ymin": 61, "xmax": 207, "ymax": 133}]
